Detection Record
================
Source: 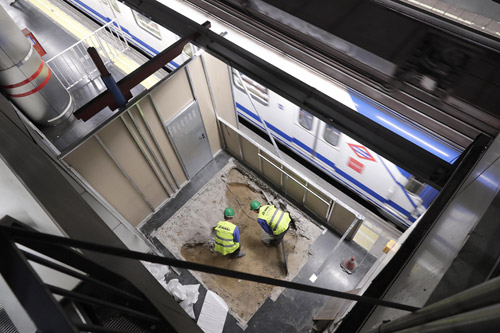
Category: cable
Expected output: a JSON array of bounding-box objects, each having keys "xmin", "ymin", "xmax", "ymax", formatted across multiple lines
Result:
[{"xmin": 225, "ymin": 183, "xmax": 255, "ymax": 220}]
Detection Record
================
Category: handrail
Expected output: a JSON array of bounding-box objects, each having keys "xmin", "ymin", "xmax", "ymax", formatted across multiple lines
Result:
[
  {"xmin": 45, "ymin": 20, "xmax": 122, "ymax": 63},
  {"xmin": 219, "ymin": 116, "xmax": 364, "ymax": 220},
  {"xmin": 3, "ymin": 224, "xmax": 419, "ymax": 312},
  {"xmin": 258, "ymin": 152, "xmax": 330, "ymax": 205},
  {"xmin": 0, "ymin": 217, "xmax": 170, "ymax": 332},
  {"xmin": 46, "ymin": 19, "xmax": 129, "ymax": 90}
]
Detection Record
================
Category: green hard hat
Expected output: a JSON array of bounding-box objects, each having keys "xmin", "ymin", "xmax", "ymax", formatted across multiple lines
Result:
[
  {"xmin": 224, "ymin": 207, "xmax": 234, "ymax": 218},
  {"xmin": 250, "ymin": 200, "xmax": 261, "ymax": 210}
]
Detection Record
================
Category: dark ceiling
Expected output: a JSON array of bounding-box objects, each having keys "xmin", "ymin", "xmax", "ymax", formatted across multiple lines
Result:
[{"xmin": 187, "ymin": 0, "xmax": 500, "ymax": 150}]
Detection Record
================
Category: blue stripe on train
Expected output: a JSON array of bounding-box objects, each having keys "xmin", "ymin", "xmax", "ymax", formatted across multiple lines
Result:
[
  {"xmin": 67, "ymin": 0, "xmax": 178, "ymax": 68},
  {"xmin": 235, "ymin": 102, "xmax": 416, "ymax": 224},
  {"xmin": 347, "ymin": 89, "xmax": 461, "ymax": 163}
]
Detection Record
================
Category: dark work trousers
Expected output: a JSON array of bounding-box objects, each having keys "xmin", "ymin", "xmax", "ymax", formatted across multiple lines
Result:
[
  {"xmin": 270, "ymin": 226, "xmax": 290, "ymax": 246},
  {"xmin": 229, "ymin": 245, "xmax": 242, "ymax": 257}
]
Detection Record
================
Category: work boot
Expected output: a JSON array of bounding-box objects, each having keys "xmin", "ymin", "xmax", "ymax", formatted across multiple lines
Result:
[
  {"xmin": 269, "ymin": 240, "xmax": 280, "ymax": 247},
  {"xmin": 235, "ymin": 251, "xmax": 246, "ymax": 258}
]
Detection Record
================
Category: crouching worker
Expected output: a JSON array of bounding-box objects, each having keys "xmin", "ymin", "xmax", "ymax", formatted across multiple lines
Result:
[
  {"xmin": 250, "ymin": 201, "xmax": 291, "ymax": 246},
  {"xmin": 214, "ymin": 207, "xmax": 246, "ymax": 258}
]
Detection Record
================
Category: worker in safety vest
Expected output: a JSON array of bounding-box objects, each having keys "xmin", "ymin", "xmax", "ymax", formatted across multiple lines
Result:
[
  {"xmin": 214, "ymin": 207, "xmax": 246, "ymax": 258},
  {"xmin": 250, "ymin": 201, "xmax": 291, "ymax": 246}
]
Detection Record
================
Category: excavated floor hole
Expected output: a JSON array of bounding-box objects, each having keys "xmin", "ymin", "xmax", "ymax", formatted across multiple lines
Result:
[{"xmin": 153, "ymin": 160, "xmax": 321, "ymax": 324}]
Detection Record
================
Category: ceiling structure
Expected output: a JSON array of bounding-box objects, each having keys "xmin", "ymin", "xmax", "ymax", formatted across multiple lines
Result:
[{"xmin": 184, "ymin": 0, "xmax": 500, "ymax": 151}]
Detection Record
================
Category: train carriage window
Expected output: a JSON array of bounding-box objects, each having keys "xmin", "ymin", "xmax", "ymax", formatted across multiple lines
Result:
[
  {"xmin": 298, "ymin": 109, "xmax": 314, "ymax": 131},
  {"xmin": 405, "ymin": 177, "xmax": 425, "ymax": 195},
  {"xmin": 99, "ymin": 0, "xmax": 120, "ymax": 13},
  {"xmin": 324, "ymin": 124, "xmax": 341, "ymax": 146},
  {"xmin": 232, "ymin": 69, "xmax": 269, "ymax": 106},
  {"xmin": 132, "ymin": 10, "xmax": 162, "ymax": 40}
]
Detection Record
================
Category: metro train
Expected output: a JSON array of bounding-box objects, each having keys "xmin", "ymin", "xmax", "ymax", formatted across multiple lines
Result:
[
  {"xmin": 64, "ymin": 0, "xmax": 190, "ymax": 70},
  {"xmin": 62, "ymin": 0, "xmax": 462, "ymax": 228}
]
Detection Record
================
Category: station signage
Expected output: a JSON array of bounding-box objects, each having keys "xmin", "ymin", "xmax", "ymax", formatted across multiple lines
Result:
[{"xmin": 348, "ymin": 143, "xmax": 376, "ymax": 162}]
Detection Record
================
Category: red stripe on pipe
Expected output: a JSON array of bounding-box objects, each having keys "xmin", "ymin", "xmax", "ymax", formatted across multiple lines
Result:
[
  {"xmin": 8, "ymin": 68, "xmax": 52, "ymax": 98},
  {"xmin": 0, "ymin": 61, "xmax": 46, "ymax": 89}
]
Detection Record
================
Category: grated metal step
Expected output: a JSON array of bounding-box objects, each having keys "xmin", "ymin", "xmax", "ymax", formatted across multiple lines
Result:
[
  {"xmin": 100, "ymin": 314, "xmax": 153, "ymax": 333},
  {"xmin": 0, "ymin": 304, "xmax": 19, "ymax": 333}
]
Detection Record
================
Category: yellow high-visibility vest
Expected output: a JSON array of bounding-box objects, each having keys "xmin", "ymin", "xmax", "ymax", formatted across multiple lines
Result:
[
  {"xmin": 258, "ymin": 205, "xmax": 290, "ymax": 235},
  {"xmin": 214, "ymin": 221, "xmax": 239, "ymax": 255}
]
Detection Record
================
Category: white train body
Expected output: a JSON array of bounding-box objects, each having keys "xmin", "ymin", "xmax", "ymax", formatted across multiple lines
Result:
[
  {"xmin": 66, "ymin": 0, "xmax": 187, "ymax": 70},
  {"xmin": 64, "ymin": 0, "xmax": 462, "ymax": 228}
]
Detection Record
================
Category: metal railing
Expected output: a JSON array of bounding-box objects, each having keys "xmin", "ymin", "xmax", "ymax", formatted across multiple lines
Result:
[
  {"xmin": 46, "ymin": 20, "xmax": 129, "ymax": 90},
  {"xmin": 0, "ymin": 216, "xmax": 167, "ymax": 332},
  {"xmin": 218, "ymin": 117, "xmax": 364, "ymax": 224}
]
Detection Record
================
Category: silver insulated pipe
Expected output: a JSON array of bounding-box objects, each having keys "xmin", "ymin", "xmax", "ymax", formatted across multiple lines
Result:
[{"xmin": 0, "ymin": 5, "xmax": 72, "ymax": 125}]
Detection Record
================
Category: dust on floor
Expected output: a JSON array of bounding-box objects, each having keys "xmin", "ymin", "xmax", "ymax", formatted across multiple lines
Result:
[{"xmin": 153, "ymin": 159, "xmax": 322, "ymax": 325}]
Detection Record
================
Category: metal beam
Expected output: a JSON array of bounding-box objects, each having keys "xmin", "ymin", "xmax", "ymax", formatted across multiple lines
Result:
[
  {"xmin": 47, "ymin": 285, "xmax": 161, "ymax": 323},
  {"xmin": 0, "ymin": 220, "xmax": 76, "ymax": 332},
  {"xmin": 120, "ymin": 0, "xmax": 452, "ymax": 188},
  {"xmin": 22, "ymin": 251, "xmax": 145, "ymax": 303},
  {"xmin": 74, "ymin": 28, "xmax": 207, "ymax": 121}
]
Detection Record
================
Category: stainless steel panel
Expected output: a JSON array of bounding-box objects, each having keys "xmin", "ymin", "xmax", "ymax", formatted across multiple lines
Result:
[
  {"xmin": 360, "ymin": 134, "xmax": 500, "ymax": 330},
  {"xmin": 165, "ymin": 103, "xmax": 213, "ymax": 178}
]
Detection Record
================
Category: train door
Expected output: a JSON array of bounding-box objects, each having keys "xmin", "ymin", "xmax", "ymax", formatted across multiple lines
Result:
[
  {"xmin": 292, "ymin": 109, "xmax": 319, "ymax": 159},
  {"xmin": 97, "ymin": 0, "xmax": 122, "ymax": 22}
]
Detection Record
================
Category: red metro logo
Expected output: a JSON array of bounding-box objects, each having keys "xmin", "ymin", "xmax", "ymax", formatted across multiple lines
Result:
[{"xmin": 347, "ymin": 143, "xmax": 376, "ymax": 162}]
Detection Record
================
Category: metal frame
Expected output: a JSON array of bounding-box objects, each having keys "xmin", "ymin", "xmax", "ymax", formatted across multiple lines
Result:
[
  {"xmin": 185, "ymin": 64, "xmax": 214, "ymax": 155},
  {"xmin": 135, "ymin": 102, "xmax": 178, "ymax": 191},
  {"xmin": 200, "ymin": 53, "xmax": 227, "ymax": 151},
  {"xmin": 124, "ymin": 111, "xmax": 172, "ymax": 196},
  {"xmin": 3, "ymin": 224, "xmax": 419, "ymax": 312},
  {"xmin": 363, "ymin": 273, "xmax": 500, "ymax": 333},
  {"xmin": 147, "ymin": 94, "xmax": 182, "ymax": 189},
  {"xmin": 163, "ymin": 101, "xmax": 198, "ymax": 179},
  {"xmin": 219, "ymin": 117, "xmax": 364, "ymax": 219}
]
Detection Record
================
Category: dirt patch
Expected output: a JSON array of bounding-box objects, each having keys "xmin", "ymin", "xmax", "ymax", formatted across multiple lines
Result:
[{"xmin": 153, "ymin": 160, "xmax": 321, "ymax": 324}]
